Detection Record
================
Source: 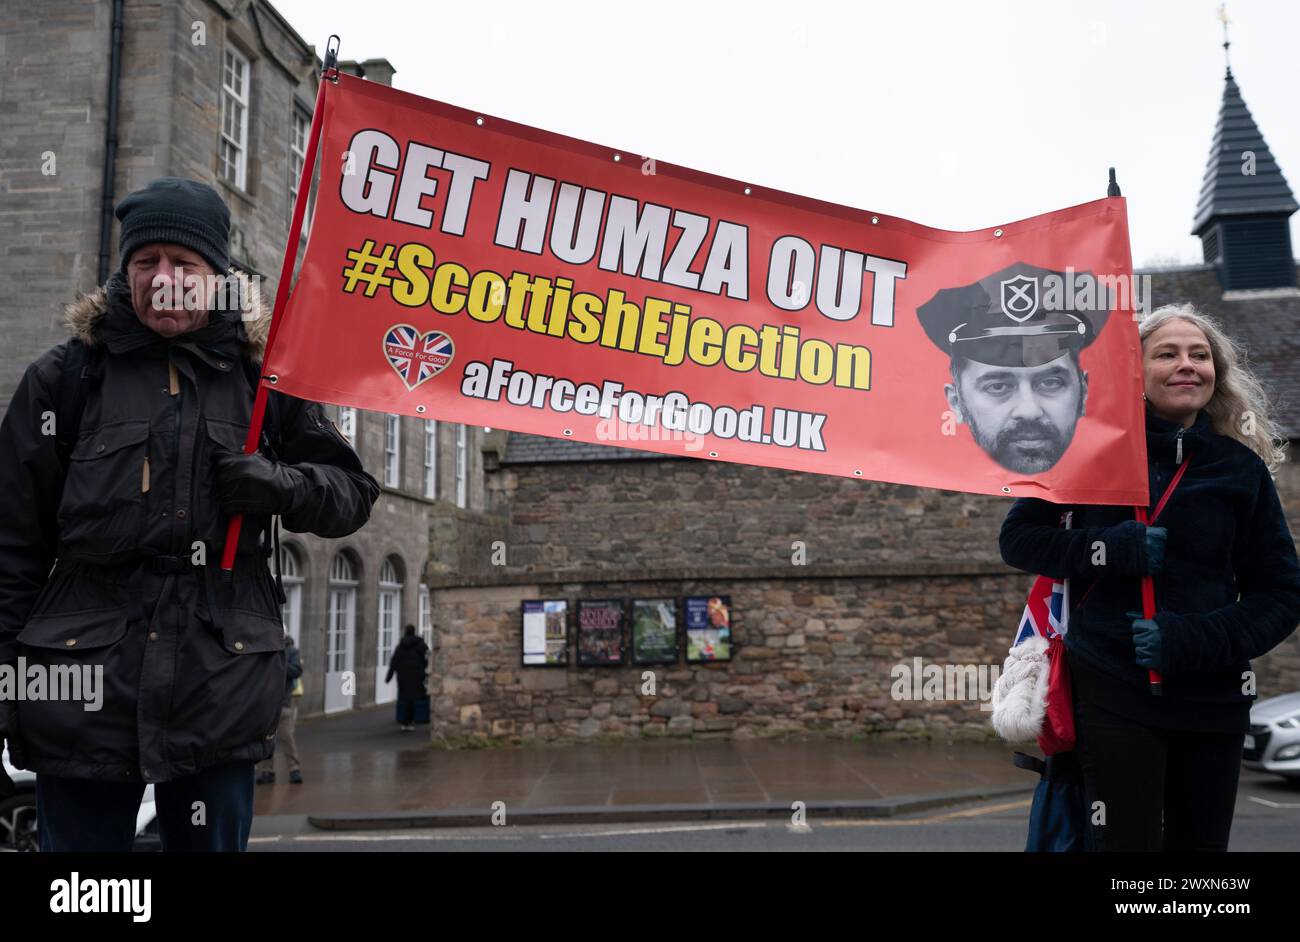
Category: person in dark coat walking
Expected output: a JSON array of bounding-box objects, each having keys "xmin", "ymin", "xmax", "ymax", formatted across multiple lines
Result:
[
  {"xmin": 0, "ymin": 178, "xmax": 380, "ymax": 851},
  {"xmin": 386, "ymin": 624, "xmax": 430, "ymax": 731},
  {"xmin": 1000, "ymin": 303, "xmax": 1300, "ymax": 852}
]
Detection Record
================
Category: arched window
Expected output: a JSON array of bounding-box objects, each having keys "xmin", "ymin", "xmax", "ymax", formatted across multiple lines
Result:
[
  {"xmin": 325, "ymin": 552, "xmax": 358, "ymax": 713},
  {"xmin": 277, "ymin": 543, "xmax": 304, "ymax": 647},
  {"xmin": 376, "ymin": 556, "xmax": 404, "ymax": 704}
]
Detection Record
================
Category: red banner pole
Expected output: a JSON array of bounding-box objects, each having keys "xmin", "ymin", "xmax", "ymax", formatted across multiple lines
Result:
[
  {"xmin": 1134, "ymin": 507, "xmax": 1163, "ymax": 694},
  {"xmin": 1112, "ymin": 166, "xmax": 1162, "ymax": 694},
  {"xmin": 220, "ymin": 38, "xmax": 339, "ymax": 579}
]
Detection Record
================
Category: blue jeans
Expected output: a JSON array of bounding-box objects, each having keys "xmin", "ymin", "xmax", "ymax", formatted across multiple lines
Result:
[{"xmin": 36, "ymin": 760, "xmax": 255, "ymax": 852}]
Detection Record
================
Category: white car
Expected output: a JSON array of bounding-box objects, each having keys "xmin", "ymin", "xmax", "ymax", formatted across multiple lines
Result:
[
  {"xmin": 1, "ymin": 745, "xmax": 158, "ymax": 851},
  {"xmin": 1243, "ymin": 691, "xmax": 1300, "ymax": 780}
]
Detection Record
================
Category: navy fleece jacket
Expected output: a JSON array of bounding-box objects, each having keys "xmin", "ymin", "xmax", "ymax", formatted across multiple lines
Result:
[{"xmin": 999, "ymin": 406, "xmax": 1300, "ymax": 723}]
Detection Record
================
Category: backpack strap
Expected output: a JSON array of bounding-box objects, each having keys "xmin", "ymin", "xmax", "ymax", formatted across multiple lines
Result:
[
  {"xmin": 1012, "ymin": 751, "xmax": 1046, "ymax": 776},
  {"xmin": 55, "ymin": 338, "xmax": 104, "ymax": 472},
  {"xmin": 239, "ymin": 356, "xmax": 288, "ymax": 604}
]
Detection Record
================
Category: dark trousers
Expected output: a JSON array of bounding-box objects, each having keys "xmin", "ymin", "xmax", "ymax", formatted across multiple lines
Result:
[
  {"xmin": 1073, "ymin": 693, "xmax": 1242, "ymax": 852},
  {"xmin": 36, "ymin": 760, "xmax": 255, "ymax": 852},
  {"xmin": 396, "ymin": 698, "xmax": 417, "ymax": 725}
]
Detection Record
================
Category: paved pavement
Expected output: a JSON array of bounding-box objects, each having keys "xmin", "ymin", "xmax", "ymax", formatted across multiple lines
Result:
[{"xmin": 252, "ymin": 704, "xmax": 1036, "ymax": 831}]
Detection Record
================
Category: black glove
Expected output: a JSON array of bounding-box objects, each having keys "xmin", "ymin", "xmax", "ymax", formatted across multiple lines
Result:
[
  {"xmin": 213, "ymin": 448, "xmax": 305, "ymax": 516},
  {"xmin": 1126, "ymin": 610, "xmax": 1165, "ymax": 671},
  {"xmin": 1143, "ymin": 526, "xmax": 1167, "ymax": 575}
]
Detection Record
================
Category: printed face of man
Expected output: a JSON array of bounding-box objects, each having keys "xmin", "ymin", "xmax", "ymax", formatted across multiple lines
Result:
[{"xmin": 945, "ymin": 354, "xmax": 1088, "ymax": 473}]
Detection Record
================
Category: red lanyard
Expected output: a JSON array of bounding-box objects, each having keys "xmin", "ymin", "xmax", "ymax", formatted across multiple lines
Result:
[
  {"xmin": 1137, "ymin": 457, "xmax": 1191, "ymax": 528},
  {"xmin": 1134, "ymin": 456, "xmax": 1190, "ymax": 692}
]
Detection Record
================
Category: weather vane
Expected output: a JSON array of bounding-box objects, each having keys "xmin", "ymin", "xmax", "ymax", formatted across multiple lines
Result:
[{"xmin": 1218, "ymin": 3, "xmax": 1232, "ymax": 76}]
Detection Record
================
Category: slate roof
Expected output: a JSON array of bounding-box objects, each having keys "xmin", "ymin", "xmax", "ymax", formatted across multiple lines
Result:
[
  {"xmin": 502, "ymin": 432, "xmax": 672, "ymax": 464},
  {"xmin": 1192, "ymin": 70, "xmax": 1298, "ymax": 234}
]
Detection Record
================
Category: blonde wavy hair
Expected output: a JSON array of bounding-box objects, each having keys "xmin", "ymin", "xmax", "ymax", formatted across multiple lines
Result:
[{"xmin": 1139, "ymin": 304, "xmax": 1288, "ymax": 472}]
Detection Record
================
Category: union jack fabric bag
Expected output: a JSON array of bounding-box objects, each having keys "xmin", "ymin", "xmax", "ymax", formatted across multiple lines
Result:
[{"xmin": 991, "ymin": 513, "xmax": 1076, "ymax": 754}]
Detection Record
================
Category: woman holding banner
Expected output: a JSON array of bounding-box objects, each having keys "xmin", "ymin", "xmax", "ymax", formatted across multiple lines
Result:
[{"xmin": 999, "ymin": 304, "xmax": 1300, "ymax": 852}]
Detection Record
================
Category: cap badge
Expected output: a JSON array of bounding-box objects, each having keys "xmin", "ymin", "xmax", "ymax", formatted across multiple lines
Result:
[{"xmin": 1000, "ymin": 275, "xmax": 1039, "ymax": 322}]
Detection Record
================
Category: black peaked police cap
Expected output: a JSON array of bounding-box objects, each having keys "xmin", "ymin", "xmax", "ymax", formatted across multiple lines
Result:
[{"xmin": 916, "ymin": 262, "xmax": 1112, "ymax": 368}]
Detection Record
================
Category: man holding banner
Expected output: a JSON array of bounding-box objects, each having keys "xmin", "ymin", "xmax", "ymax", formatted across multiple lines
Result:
[{"xmin": 0, "ymin": 178, "xmax": 380, "ymax": 851}]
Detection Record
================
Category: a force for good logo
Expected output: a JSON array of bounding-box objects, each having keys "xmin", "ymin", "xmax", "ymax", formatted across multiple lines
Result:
[
  {"xmin": 999, "ymin": 274, "xmax": 1039, "ymax": 322},
  {"xmin": 383, "ymin": 324, "xmax": 454, "ymax": 390}
]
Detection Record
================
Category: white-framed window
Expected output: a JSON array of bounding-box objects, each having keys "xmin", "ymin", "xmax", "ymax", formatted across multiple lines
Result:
[
  {"xmin": 327, "ymin": 553, "xmax": 358, "ymax": 675},
  {"xmin": 418, "ymin": 583, "xmax": 432, "ymax": 649},
  {"xmin": 424, "ymin": 420, "xmax": 438, "ymax": 499},
  {"xmin": 275, "ymin": 543, "xmax": 305, "ymax": 647},
  {"xmin": 455, "ymin": 424, "xmax": 467, "ymax": 508},
  {"xmin": 336, "ymin": 406, "xmax": 357, "ymax": 445},
  {"xmin": 376, "ymin": 557, "xmax": 403, "ymax": 703},
  {"xmin": 288, "ymin": 106, "xmax": 311, "ymax": 232},
  {"xmin": 384, "ymin": 414, "xmax": 401, "ymax": 488},
  {"xmin": 219, "ymin": 47, "xmax": 250, "ymax": 190}
]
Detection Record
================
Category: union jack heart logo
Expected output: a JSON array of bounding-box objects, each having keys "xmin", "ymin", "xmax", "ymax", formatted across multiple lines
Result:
[{"xmin": 382, "ymin": 324, "xmax": 455, "ymax": 391}]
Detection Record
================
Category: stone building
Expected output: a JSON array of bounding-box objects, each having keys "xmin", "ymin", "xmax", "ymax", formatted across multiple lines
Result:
[
  {"xmin": 424, "ymin": 63, "xmax": 1300, "ymax": 744},
  {"xmin": 0, "ymin": 0, "xmax": 489, "ymax": 716}
]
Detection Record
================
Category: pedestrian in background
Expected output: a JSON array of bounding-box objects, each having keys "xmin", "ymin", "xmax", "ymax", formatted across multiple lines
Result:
[
  {"xmin": 387, "ymin": 624, "xmax": 429, "ymax": 731},
  {"xmin": 257, "ymin": 634, "xmax": 304, "ymax": 785}
]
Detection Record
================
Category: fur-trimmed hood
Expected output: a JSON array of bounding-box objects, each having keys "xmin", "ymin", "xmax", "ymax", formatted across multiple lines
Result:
[{"xmin": 62, "ymin": 268, "xmax": 270, "ymax": 364}]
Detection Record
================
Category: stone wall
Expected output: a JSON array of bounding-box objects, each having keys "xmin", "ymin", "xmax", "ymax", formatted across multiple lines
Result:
[
  {"xmin": 483, "ymin": 459, "xmax": 1004, "ymax": 574},
  {"xmin": 427, "ymin": 454, "xmax": 1300, "ymax": 744},
  {"xmin": 0, "ymin": 0, "xmax": 117, "ymax": 413},
  {"xmin": 429, "ymin": 570, "xmax": 1024, "ymax": 744}
]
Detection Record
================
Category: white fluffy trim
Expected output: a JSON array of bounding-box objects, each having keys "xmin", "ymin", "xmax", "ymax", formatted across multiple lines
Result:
[{"xmin": 990, "ymin": 634, "xmax": 1050, "ymax": 743}]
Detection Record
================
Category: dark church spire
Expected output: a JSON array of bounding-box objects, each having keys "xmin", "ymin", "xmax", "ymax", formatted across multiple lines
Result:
[{"xmin": 1191, "ymin": 12, "xmax": 1297, "ymax": 289}]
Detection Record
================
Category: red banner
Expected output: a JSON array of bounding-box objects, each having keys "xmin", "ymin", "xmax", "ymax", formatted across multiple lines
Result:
[{"xmin": 264, "ymin": 72, "xmax": 1147, "ymax": 505}]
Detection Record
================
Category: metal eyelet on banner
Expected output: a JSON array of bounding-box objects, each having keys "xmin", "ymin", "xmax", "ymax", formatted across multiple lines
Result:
[
  {"xmin": 613, "ymin": 154, "xmax": 621, "ymax": 162},
  {"xmin": 416, "ymin": 405, "xmax": 426, "ymax": 414},
  {"xmin": 743, "ymin": 187, "xmax": 751, "ymax": 196},
  {"xmin": 475, "ymin": 117, "xmax": 484, "ymax": 126},
  {"xmin": 1002, "ymin": 486, "xmax": 1012, "ymax": 493},
  {"xmin": 709, "ymin": 451, "xmax": 718, "ymax": 458},
  {"xmin": 562, "ymin": 428, "xmax": 573, "ymax": 436},
  {"xmin": 268, "ymin": 375, "xmax": 278, "ymax": 384},
  {"xmin": 994, "ymin": 228, "xmax": 1004, "ymax": 237}
]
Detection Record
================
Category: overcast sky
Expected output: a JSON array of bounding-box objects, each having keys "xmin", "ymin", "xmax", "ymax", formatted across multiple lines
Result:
[{"xmin": 272, "ymin": 0, "xmax": 1299, "ymax": 268}]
